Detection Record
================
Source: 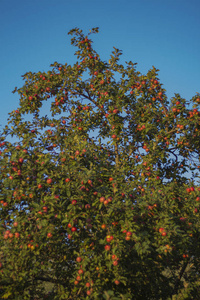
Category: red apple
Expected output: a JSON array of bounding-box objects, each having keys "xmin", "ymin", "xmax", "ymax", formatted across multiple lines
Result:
[
  {"xmin": 46, "ymin": 178, "xmax": 52, "ymax": 184},
  {"xmin": 18, "ymin": 158, "xmax": 24, "ymax": 164},
  {"xmin": 85, "ymin": 282, "xmax": 90, "ymax": 288},
  {"xmin": 126, "ymin": 231, "xmax": 132, "ymax": 237},
  {"xmin": 105, "ymin": 245, "xmax": 111, "ymax": 251},
  {"xmin": 76, "ymin": 275, "xmax": 81, "ymax": 281},
  {"xmin": 71, "ymin": 227, "xmax": 77, "ymax": 232},
  {"xmin": 13, "ymin": 221, "xmax": 18, "ymax": 227},
  {"xmin": 76, "ymin": 257, "xmax": 82, "ymax": 263},
  {"xmin": 86, "ymin": 290, "xmax": 91, "ymax": 296},
  {"xmin": 100, "ymin": 197, "xmax": 105, "ymax": 203}
]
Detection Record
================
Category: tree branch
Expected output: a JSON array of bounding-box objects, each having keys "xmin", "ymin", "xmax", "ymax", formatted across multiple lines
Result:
[{"xmin": 170, "ymin": 260, "xmax": 189, "ymax": 297}]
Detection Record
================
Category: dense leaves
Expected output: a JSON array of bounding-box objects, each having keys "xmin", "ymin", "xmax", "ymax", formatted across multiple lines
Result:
[{"xmin": 0, "ymin": 27, "xmax": 200, "ymax": 299}]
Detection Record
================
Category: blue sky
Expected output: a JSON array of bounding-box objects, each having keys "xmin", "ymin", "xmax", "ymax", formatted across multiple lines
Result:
[{"xmin": 0, "ymin": 0, "xmax": 200, "ymax": 128}]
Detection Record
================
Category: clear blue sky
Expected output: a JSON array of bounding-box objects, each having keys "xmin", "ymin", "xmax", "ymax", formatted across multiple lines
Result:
[{"xmin": 0, "ymin": 0, "xmax": 200, "ymax": 128}]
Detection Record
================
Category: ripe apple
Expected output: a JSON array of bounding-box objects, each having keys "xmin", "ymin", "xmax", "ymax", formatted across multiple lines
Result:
[
  {"xmin": 86, "ymin": 290, "xmax": 91, "ymax": 296},
  {"xmin": 18, "ymin": 158, "xmax": 24, "ymax": 164},
  {"xmin": 85, "ymin": 282, "xmax": 90, "ymax": 288},
  {"xmin": 46, "ymin": 178, "xmax": 52, "ymax": 184},
  {"xmin": 105, "ymin": 245, "xmax": 111, "ymax": 251},
  {"xmin": 76, "ymin": 257, "xmax": 82, "ymax": 263},
  {"xmin": 8, "ymin": 233, "xmax": 13, "ymax": 238},
  {"xmin": 126, "ymin": 231, "xmax": 132, "ymax": 237},
  {"xmin": 76, "ymin": 275, "xmax": 81, "ymax": 281},
  {"xmin": 106, "ymin": 235, "xmax": 112, "ymax": 243},
  {"xmin": 99, "ymin": 197, "xmax": 105, "ymax": 203}
]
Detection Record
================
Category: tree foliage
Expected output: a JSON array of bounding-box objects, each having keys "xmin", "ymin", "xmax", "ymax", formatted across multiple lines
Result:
[{"xmin": 0, "ymin": 27, "xmax": 200, "ymax": 299}]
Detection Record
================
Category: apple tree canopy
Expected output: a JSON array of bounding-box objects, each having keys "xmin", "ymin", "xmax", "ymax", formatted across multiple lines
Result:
[{"xmin": 0, "ymin": 27, "xmax": 200, "ymax": 299}]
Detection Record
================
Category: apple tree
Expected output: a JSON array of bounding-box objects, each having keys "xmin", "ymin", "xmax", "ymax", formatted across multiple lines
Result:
[{"xmin": 0, "ymin": 27, "xmax": 200, "ymax": 299}]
